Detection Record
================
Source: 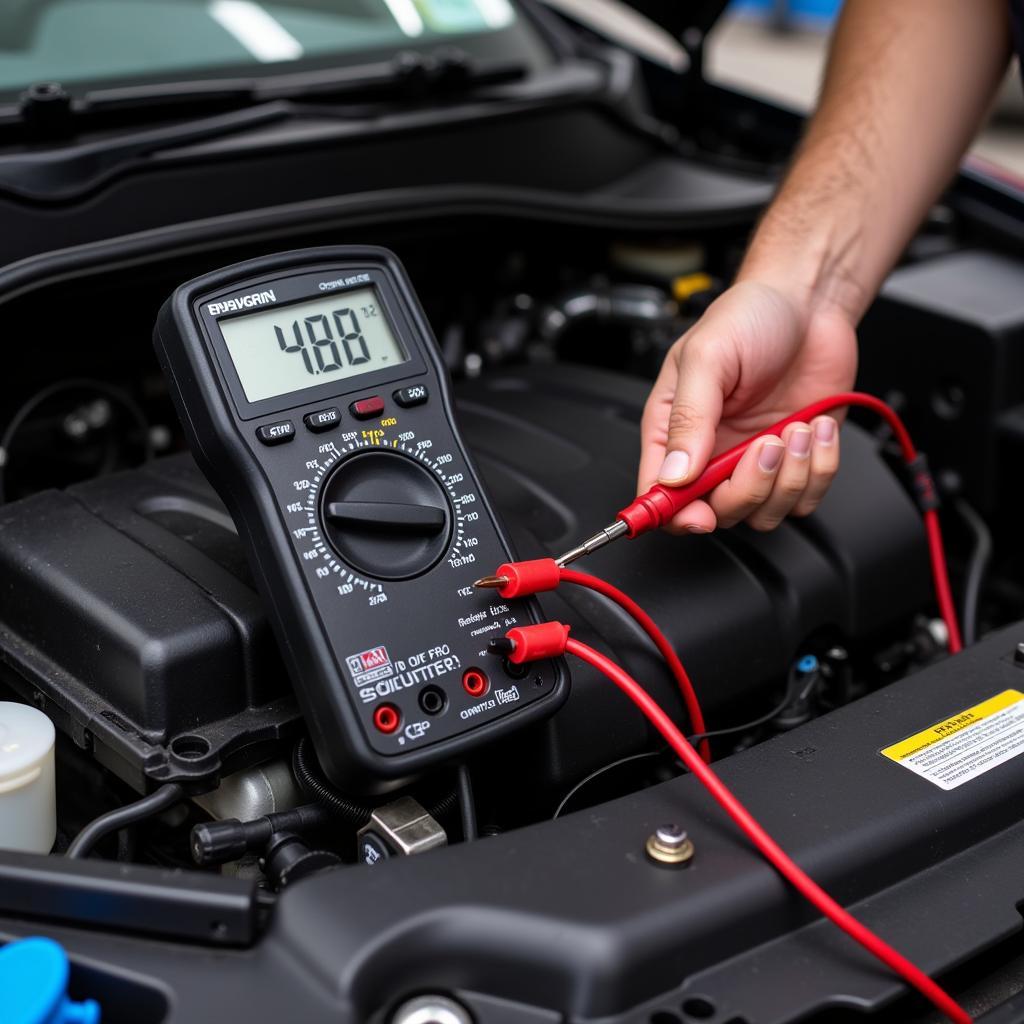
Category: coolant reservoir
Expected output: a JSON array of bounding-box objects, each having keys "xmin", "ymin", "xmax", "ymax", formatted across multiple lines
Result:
[{"xmin": 0, "ymin": 701, "xmax": 56, "ymax": 853}]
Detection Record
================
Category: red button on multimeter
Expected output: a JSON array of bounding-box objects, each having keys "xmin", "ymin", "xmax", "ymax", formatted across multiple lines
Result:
[{"xmin": 350, "ymin": 396, "xmax": 385, "ymax": 419}]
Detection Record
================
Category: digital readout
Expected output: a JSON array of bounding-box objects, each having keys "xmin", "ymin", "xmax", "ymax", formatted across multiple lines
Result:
[{"xmin": 218, "ymin": 287, "xmax": 408, "ymax": 403}]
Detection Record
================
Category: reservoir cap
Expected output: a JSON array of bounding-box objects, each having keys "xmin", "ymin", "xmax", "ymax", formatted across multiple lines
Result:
[{"xmin": 0, "ymin": 937, "xmax": 100, "ymax": 1024}]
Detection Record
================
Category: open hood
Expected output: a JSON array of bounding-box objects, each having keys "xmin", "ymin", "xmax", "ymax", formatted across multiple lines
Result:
[{"xmin": 621, "ymin": 0, "xmax": 732, "ymax": 39}]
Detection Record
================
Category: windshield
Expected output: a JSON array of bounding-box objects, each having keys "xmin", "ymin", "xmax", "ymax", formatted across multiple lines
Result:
[{"xmin": 0, "ymin": 0, "xmax": 545, "ymax": 98}]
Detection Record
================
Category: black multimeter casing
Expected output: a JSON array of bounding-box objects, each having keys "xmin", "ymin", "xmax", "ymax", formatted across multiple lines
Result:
[{"xmin": 154, "ymin": 247, "xmax": 567, "ymax": 792}]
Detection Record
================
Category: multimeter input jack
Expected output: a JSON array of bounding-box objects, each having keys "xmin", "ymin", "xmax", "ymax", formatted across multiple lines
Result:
[
  {"xmin": 373, "ymin": 704, "xmax": 401, "ymax": 734},
  {"xmin": 502, "ymin": 657, "xmax": 530, "ymax": 681},
  {"xmin": 462, "ymin": 669, "xmax": 489, "ymax": 699},
  {"xmin": 418, "ymin": 686, "xmax": 447, "ymax": 716}
]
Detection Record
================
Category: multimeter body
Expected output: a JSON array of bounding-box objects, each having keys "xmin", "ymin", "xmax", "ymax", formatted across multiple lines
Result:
[{"xmin": 154, "ymin": 247, "xmax": 567, "ymax": 790}]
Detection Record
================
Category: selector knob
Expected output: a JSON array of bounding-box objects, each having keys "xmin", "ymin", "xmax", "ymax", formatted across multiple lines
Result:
[{"xmin": 319, "ymin": 451, "xmax": 452, "ymax": 580}]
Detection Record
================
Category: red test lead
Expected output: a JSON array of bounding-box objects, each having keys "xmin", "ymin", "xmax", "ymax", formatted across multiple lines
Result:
[
  {"xmin": 477, "ymin": 560, "xmax": 711, "ymax": 761},
  {"xmin": 543, "ymin": 392, "xmax": 962, "ymax": 653},
  {"xmin": 498, "ymin": 621, "xmax": 972, "ymax": 1024}
]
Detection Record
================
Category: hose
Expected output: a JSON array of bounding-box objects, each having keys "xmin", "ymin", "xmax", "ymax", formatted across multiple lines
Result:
[
  {"xmin": 955, "ymin": 498, "xmax": 991, "ymax": 646},
  {"xmin": 456, "ymin": 763, "xmax": 477, "ymax": 841},
  {"xmin": 291, "ymin": 736, "xmax": 457, "ymax": 825},
  {"xmin": 67, "ymin": 783, "xmax": 184, "ymax": 859}
]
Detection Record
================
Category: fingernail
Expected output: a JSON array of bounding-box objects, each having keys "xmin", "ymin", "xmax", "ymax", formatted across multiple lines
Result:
[
  {"xmin": 758, "ymin": 440, "xmax": 785, "ymax": 472},
  {"xmin": 687, "ymin": 524, "xmax": 712, "ymax": 534},
  {"xmin": 659, "ymin": 450, "xmax": 690, "ymax": 483},
  {"xmin": 815, "ymin": 418, "xmax": 836, "ymax": 444},
  {"xmin": 789, "ymin": 427, "xmax": 811, "ymax": 458}
]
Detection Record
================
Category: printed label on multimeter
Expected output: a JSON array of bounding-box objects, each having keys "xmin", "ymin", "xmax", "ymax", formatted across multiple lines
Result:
[
  {"xmin": 880, "ymin": 689, "xmax": 1024, "ymax": 790},
  {"xmin": 346, "ymin": 646, "xmax": 396, "ymax": 686},
  {"xmin": 155, "ymin": 247, "xmax": 567, "ymax": 789}
]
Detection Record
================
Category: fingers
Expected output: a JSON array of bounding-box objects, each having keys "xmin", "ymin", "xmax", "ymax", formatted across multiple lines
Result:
[
  {"xmin": 664, "ymin": 498, "xmax": 717, "ymax": 536},
  {"xmin": 637, "ymin": 351, "xmax": 683, "ymax": 496},
  {"xmin": 708, "ymin": 436, "xmax": 788, "ymax": 529},
  {"xmin": 793, "ymin": 416, "xmax": 840, "ymax": 517},
  {"xmin": 657, "ymin": 340, "xmax": 725, "ymax": 488},
  {"xmin": 746, "ymin": 423, "xmax": 813, "ymax": 531},
  {"xmin": 706, "ymin": 418, "xmax": 841, "ymax": 531}
]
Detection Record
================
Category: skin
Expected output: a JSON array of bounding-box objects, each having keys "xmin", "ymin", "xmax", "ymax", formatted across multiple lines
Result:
[{"xmin": 638, "ymin": 0, "xmax": 1013, "ymax": 534}]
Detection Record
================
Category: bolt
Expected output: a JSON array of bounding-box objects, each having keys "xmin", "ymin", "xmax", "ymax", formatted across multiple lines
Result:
[
  {"xmin": 646, "ymin": 824, "xmax": 695, "ymax": 866},
  {"xmin": 392, "ymin": 995, "xmax": 473, "ymax": 1024},
  {"xmin": 655, "ymin": 824, "xmax": 687, "ymax": 848},
  {"xmin": 1015, "ymin": 642, "xmax": 1024, "ymax": 665}
]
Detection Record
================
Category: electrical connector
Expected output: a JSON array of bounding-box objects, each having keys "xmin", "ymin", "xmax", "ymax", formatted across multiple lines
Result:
[
  {"xmin": 503, "ymin": 622, "xmax": 571, "ymax": 664},
  {"xmin": 474, "ymin": 558, "xmax": 560, "ymax": 597}
]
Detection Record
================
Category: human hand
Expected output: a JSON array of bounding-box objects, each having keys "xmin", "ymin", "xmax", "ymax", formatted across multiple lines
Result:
[{"xmin": 638, "ymin": 279, "xmax": 858, "ymax": 533}]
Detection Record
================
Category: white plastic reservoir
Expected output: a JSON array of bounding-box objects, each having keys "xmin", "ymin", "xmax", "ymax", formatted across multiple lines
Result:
[{"xmin": 0, "ymin": 701, "xmax": 56, "ymax": 853}]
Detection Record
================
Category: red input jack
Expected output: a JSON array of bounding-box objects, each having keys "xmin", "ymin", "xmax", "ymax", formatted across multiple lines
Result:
[
  {"xmin": 462, "ymin": 668, "xmax": 490, "ymax": 698},
  {"xmin": 373, "ymin": 703, "xmax": 401, "ymax": 734}
]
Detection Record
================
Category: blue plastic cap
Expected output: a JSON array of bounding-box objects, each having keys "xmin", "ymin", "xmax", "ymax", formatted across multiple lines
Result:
[
  {"xmin": 0, "ymin": 937, "xmax": 100, "ymax": 1024},
  {"xmin": 796, "ymin": 654, "xmax": 819, "ymax": 674}
]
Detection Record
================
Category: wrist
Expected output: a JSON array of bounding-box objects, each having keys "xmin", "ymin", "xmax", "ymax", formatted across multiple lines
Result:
[
  {"xmin": 736, "ymin": 155, "xmax": 881, "ymax": 326},
  {"xmin": 737, "ymin": 207, "xmax": 869, "ymax": 327}
]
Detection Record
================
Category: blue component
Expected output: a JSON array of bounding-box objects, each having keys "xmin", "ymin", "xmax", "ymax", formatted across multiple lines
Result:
[
  {"xmin": 0, "ymin": 938, "xmax": 100, "ymax": 1024},
  {"xmin": 796, "ymin": 654, "xmax": 819, "ymax": 675},
  {"xmin": 728, "ymin": 0, "xmax": 842, "ymax": 24}
]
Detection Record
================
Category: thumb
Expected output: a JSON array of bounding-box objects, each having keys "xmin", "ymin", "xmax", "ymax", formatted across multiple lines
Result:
[{"xmin": 658, "ymin": 341, "xmax": 724, "ymax": 485}]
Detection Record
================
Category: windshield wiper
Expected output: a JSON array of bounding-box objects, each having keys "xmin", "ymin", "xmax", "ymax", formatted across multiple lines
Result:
[
  {"xmin": 2, "ymin": 49, "xmax": 523, "ymax": 130},
  {"xmin": 0, "ymin": 101, "xmax": 295, "ymax": 202},
  {"xmin": 0, "ymin": 50, "xmax": 524, "ymax": 202}
]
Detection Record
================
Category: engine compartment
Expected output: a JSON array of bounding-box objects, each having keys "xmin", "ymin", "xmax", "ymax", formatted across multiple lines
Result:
[
  {"xmin": 0, "ymin": 202, "xmax": 1019, "ymax": 831},
  {"xmin": 0, "ymin": 23, "xmax": 1024, "ymax": 1017}
]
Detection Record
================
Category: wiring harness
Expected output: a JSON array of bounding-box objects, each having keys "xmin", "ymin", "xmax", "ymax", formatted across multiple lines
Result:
[{"xmin": 478, "ymin": 393, "xmax": 971, "ymax": 1023}]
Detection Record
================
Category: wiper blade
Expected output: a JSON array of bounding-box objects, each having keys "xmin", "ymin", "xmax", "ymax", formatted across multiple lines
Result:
[
  {"xmin": 88, "ymin": 49, "xmax": 522, "ymax": 112},
  {"xmin": 0, "ymin": 50, "xmax": 524, "ymax": 202},
  {"xmin": 0, "ymin": 102, "xmax": 294, "ymax": 202},
  {"xmin": 2, "ymin": 49, "xmax": 523, "ymax": 128}
]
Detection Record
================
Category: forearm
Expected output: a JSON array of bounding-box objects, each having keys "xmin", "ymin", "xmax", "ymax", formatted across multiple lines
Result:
[{"xmin": 739, "ymin": 0, "xmax": 1012, "ymax": 322}]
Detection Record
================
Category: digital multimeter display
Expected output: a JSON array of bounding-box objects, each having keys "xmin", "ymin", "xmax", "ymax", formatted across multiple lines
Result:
[{"xmin": 219, "ymin": 286, "xmax": 409, "ymax": 403}]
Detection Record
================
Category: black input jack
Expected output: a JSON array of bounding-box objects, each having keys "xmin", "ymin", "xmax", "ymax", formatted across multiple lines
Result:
[
  {"xmin": 502, "ymin": 657, "xmax": 529, "ymax": 680},
  {"xmin": 419, "ymin": 685, "xmax": 447, "ymax": 716}
]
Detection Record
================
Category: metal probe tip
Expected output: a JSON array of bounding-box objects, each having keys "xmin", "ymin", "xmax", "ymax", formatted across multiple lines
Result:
[
  {"xmin": 474, "ymin": 574, "xmax": 510, "ymax": 589},
  {"xmin": 554, "ymin": 519, "xmax": 629, "ymax": 568}
]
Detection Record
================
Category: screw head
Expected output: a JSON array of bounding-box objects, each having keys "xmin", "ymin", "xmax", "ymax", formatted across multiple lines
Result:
[
  {"xmin": 654, "ymin": 824, "xmax": 688, "ymax": 849},
  {"xmin": 392, "ymin": 995, "xmax": 472, "ymax": 1024},
  {"xmin": 646, "ymin": 824, "xmax": 695, "ymax": 866},
  {"xmin": 1015, "ymin": 642, "xmax": 1024, "ymax": 664}
]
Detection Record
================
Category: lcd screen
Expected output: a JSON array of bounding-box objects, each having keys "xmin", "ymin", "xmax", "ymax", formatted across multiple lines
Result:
[{"xmin": 219, "ymin": 287, "xmax": 408, "ymax": 403}]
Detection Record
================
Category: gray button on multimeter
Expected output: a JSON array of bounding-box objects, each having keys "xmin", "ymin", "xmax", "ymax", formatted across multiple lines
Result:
[
  {"xmin": 303, "ymin": 407, "xmax": 341, "ymax": 433},
  {"xmin": 154, "ymin": 246, "xmax": 568, "ymax": 791}
]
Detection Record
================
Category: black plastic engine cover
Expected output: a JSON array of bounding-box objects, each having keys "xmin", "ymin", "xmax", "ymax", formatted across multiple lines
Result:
[
  {"xmin": 462, "ymin": 366, "xmax": 931, "ymax": 787},
  {"xmin": 0, "ymin": 365, "xmax": 930, "ymax": 791}
]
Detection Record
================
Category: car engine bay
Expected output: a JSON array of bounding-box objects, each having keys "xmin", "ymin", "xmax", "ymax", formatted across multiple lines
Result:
[{"xmin": 1, "ymin": 3, "xmax": 1024, "ymax": 1022}]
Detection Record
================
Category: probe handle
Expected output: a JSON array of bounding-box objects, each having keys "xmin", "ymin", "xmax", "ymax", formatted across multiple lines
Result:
[{"xmin": 616, "ymin": 392, "xmax": 904, "ymax": 537}]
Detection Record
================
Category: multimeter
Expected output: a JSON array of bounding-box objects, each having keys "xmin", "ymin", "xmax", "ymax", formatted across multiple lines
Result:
[{"xmin": 154, "ymin": 246, "xmax": 567, "ymax": 790}]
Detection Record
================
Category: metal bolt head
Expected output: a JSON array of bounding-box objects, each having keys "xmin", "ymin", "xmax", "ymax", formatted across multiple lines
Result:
[
  {"xmin": 392, "ymin": 995, "xmax": 472, "ymax": 1024},
  {"xmin": 1015, "ymin": 642, "xmax": 1024, "ymax": 664},
  {"xmin": 654, "ymin": 824, "xmax": 688, "ymax": 849},
  {"xmin": 646, "ymin": 824, "xmax": 695, "ymax": 866}
]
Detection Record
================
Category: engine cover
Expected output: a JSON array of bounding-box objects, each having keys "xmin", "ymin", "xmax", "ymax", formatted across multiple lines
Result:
[{"xmin": 0, "ymin": 366, "xmax": 930, "ymax": 791}]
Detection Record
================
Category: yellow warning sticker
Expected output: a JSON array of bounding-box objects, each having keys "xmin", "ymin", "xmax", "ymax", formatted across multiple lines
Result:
[{"xmin": 881, "ymin": 689, "xmax": 1024, "ymax": 790}]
